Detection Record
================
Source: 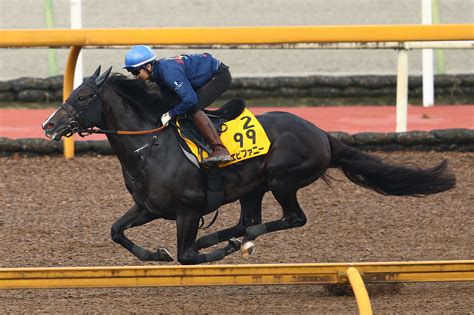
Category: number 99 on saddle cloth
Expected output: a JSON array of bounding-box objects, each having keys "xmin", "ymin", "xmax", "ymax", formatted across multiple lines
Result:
[{"xmin": 176, "ymin": 106, "xmax": 271, "ymax": 168}]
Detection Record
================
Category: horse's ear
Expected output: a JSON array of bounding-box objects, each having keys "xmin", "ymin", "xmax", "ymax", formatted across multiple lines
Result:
[
  {"xmin": 92, "ymin": 65, "xmax": 101, "ymax": 78},
  {"xmin": 95, "ymin": 66, "xmax": 112, "ymax": 87}
]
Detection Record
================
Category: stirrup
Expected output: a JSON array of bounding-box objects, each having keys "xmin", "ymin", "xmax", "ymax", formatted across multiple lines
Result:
[{"xmin": 201, "ymin": 154, "xmax": 232, "ymax": 165}]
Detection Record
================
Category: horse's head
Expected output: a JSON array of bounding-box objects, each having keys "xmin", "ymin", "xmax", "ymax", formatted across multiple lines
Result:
[{"xmin": 42, "ymin": 66, "xmax": 112, "ymax": 141}]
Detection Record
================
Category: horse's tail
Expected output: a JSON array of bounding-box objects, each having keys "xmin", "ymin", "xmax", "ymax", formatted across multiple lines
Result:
[{"xmin": 326, "ymin": 134, "xmax": 456, "ymax": 196}]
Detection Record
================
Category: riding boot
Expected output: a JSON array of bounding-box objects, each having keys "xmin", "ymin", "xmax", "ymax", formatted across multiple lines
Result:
[{"xmin": 192, "ymin": 110, "xmax": 231, "ymax": 164}]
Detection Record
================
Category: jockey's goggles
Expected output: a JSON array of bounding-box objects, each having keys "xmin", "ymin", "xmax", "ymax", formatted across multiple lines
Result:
[{"xmin": 128, "ymin": 67, "xmax": 142, "ymax": 76}]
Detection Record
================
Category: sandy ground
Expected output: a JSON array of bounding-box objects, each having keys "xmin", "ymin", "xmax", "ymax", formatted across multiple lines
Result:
[{"xmin": 0, "ymin": 151, "xmax": 473, "ymax": 313}]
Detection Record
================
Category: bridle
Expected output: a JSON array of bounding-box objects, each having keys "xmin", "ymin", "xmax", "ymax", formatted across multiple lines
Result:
[
  {"xmin": 60, "ymin": 80, "xmax": 105, "ymax": 137},
  {"xmin": 61, "ymin": 81, "xmax": 167, "ymax": 137}
]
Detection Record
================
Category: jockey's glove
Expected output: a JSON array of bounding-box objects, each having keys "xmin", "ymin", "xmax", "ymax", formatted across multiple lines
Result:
[{"xmin": 161, "ymin": 112, "xmax": 172, "ymax": 126}]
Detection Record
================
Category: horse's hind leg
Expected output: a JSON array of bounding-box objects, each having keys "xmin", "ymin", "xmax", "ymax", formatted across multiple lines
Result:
[
  {"xmin": 239, "ymin": 131, "xmax": 329, "ymax": 257},
  {"xmin": 241, "ymin": 188, "xmax": 307, "ymax": 258},
  {"xmin": 191, "ymin": 190, "xmax": 264, "ymax": 252},
  {"xmin": 111, "ymin": 204, "xmax": 173, "ymax": 262}
]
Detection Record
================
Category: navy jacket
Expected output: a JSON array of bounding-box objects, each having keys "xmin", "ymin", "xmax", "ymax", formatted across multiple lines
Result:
[{"xmin": 150, "ymin": 53, "xmax": 221, "ymax": 117}]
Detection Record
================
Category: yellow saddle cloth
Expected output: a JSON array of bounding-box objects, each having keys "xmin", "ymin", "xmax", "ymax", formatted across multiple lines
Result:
[{"xmin": 177, "ymin": 108, "xmax": 271, "ymax": 167}]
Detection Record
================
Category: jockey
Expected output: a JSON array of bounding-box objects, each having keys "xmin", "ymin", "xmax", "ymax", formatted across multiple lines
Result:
[{"xmin": 123, "ymin": 45, "xmax": 231, "ymax": 164}]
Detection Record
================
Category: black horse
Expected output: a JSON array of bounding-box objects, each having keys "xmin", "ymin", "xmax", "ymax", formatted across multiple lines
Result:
[{"xmin": 42, "ymin": 67, "xmax": 456, "ymax": 265}]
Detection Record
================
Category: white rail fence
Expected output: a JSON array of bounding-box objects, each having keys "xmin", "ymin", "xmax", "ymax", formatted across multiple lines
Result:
[{"xmin": 141, "ymin": 40, "xmax": 473, "ymax": 132}]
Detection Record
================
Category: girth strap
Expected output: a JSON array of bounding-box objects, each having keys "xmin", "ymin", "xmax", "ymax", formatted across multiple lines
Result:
[{"xmin": 205, "ymin": 167, "xmax": 225, "ymax": 212}]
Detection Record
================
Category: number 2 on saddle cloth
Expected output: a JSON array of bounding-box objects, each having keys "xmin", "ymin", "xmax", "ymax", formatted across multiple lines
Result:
[{"xmin": 176, "ymin": 108, "xmax": 271, "ymax": 168}]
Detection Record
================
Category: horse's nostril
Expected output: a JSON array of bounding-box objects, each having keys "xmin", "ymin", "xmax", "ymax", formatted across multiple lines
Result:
[{"xmin": 45, "ymin": 122, "xmax": 54, "ymax": 130}]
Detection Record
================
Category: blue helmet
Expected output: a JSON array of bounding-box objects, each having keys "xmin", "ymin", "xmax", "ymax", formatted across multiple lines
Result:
[{"xmin": 122, "ymin": 45, "xmax": 156, "ymax": 69}]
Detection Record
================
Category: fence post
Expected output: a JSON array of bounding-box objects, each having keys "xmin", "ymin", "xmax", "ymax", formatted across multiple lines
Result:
[
  {"xmin": 63, "ymin": 46, "xmax": 82, "ymax": 159},
  {"xmin": 346, "ymin": 267, "xmax": 373, "ymax": 315},
  {"xmin": 422, "ymin": 0, "xmax": 435, "ymax": 107},
  {"xmin": 396, "ymin": 48, "xmax": 409, "ymax": 132},
  {"xmin": 71, "ymin": 0, "xmax": 84, "ymax": 90}
]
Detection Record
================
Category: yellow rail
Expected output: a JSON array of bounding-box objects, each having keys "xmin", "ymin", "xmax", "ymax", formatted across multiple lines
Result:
[
  {"xmin": 3, "ymin": 261, "xmax": 472, "ymax": 315},
  {"xmin": 1, "ymin": 260, "xmax": 472, "ymax": 289},
  {"xmin": 347, "ymin": 267, "xmax": 373, "ymax": 315},
  {"xmin": 1, "ymin": 24, "xmax": 473, "ymax": 157},
  {"xmin": 1, "ymin": 24, "xmax": 473, "ymax": 47}
]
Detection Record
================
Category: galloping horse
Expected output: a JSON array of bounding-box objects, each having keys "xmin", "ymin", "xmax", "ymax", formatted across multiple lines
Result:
[{"xmin": 42, "ymin": 67, "xmax": 456, "ymax": 265}]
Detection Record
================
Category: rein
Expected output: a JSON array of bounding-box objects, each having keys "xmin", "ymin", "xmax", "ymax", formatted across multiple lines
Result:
[{"xmin": 75, "ymin": 125, "xmax": 168, "ymax": 136}]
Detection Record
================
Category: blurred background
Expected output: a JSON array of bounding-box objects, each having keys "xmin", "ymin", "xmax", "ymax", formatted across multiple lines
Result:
[{"xmin": 0, "ymin": 0, "xmax": 473, "ymax": 80}]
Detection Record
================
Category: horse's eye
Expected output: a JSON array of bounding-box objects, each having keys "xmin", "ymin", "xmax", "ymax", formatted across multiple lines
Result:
[{"xmin": 78, "ymin": 96, "xmax": 85, "ymax": 101}]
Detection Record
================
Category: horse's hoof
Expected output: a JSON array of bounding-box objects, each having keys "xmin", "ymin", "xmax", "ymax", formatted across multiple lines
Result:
[
  {"xmin": 241, "ymin": 241, "xmax": 255, "ymax": 259},
  {"xmin": 225, "ymin": 238, "xmax": 242, "ymax": 255},
  {"xmin": 158, "ymin": 248, "xmax": 174, "ymax": 262},
  {"xmin": 229, "ymin": 238, "xmax": 242, "ymax": 250}
]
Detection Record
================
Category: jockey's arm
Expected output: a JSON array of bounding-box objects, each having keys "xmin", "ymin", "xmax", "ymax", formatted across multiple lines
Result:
[{"xmin": 160, "ymin": 66, "xmax": 198, "ymax": 117}]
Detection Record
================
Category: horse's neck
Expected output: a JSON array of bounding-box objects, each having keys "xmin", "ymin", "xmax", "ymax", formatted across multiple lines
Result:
[
  {"xmin": 102, "ymin": 87, "xmax": 158, "ymax": 132},
  {"xmin": 102, "ymin": 88, "xmax": 160, "ymax": 163}
]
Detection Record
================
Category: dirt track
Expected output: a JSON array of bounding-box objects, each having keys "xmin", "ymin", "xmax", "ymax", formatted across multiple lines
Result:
[{"xmin": 0, "ymin": 151, "xmax": 473, "ymax": 313}]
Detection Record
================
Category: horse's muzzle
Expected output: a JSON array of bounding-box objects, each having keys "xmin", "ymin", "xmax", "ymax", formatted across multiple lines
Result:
[
  {"xmin": 42, "ymin": 106, "xmax": 73, "ymax": 141},
  {"xmin": 42, "ymin": 119, "xmax": 70, "ymax": 141}
]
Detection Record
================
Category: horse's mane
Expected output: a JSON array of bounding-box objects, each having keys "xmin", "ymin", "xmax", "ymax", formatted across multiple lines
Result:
[{"xmin": 106, "ymin": 73, "xmax": 172, "ymax": 118}]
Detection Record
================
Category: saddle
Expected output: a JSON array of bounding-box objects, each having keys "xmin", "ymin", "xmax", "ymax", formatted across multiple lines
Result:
[
  {"xmin": 175, "ymin": 98, "xmax": 246, "ymax": 156},
  {"xmin": 172, "ymin": 98, "xmax": 273, "ymax": 212}
]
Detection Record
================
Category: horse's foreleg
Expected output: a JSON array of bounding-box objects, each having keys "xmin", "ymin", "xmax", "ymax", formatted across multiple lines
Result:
[
  {"xmin": 111, "ymin": 204, "xmax": 173, "ymax": 262},
  {"xmin": 176, "ymin": 209, "xmax": 242, "ymax": 265},
  {"xmin": 241, "ymin": 189, "xmax": 307, "ymax": 258},
  {"xmin": 192, "ymin": 190, "xmax": 264, "ymax": 252}
]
